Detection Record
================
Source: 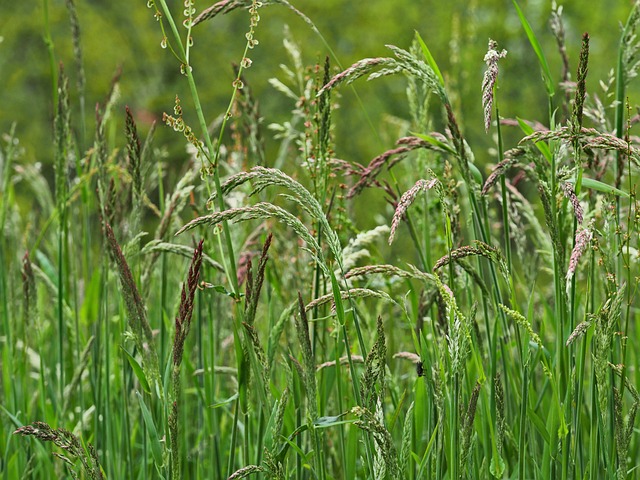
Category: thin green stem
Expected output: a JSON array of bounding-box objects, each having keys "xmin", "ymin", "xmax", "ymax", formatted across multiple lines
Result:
[{"xmin": 227, "ymin": 397, "xmax": 240, "ymax": 478}]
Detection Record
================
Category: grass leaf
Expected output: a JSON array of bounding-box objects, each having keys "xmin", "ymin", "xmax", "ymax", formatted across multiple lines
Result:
[
  {"xmin": 135, "ymin": 392, "xmax": 165, "ymax": 469},
  {"xmin": 516, "ymin": 117, "xmax": 552, "ymax": 162},
  {"xmin": 415, "ymin": 31, "xmax": 445, "ymax": 86},
  {"xmin": 570, "ymin": 177, "xmax": 630, "ymax": 198},
  {"xmin": 122, "ymin": 347, "xmax": 151, "ymax": 394},
  {"xmin": 512, "ymin": 0, "xmax": 555, "ymax": 96},
  {"xmin": 410, "ymin": 131, "xmax": 456, "ymax": 155}
]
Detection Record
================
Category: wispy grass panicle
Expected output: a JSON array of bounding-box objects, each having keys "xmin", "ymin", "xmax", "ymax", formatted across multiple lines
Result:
[
  {"xmin": 21, "ymin": 251, "xmax": 36, "ymax": 326},
  {"xmin": 193, "ymin": 0, "xmax": 320, "ymax": 42},
  {"xmin": 141, "ymin": 240, "xmax": 223, "ymax": 272},
  {"xmin": 317, "ymin": 39, "xmax": 482, "ymax": 194},
  {"xmin": 432, "ymin": 240, "xmax": 508, "ymax": 280},
  {"xmin": 482, "ymin": 39, "xmax": 507, "ymax": 133},
  {"xmin": 460, "ymin": 381, "xmax": 481, "ymax": 473},
  {"xmin": 192, "ymin": 0, "xmax": 241, "ymax": 25},
  {"xmin": 572, "ymin": 33, "xmax": 590, "ymax": 133},
  {"xmin": 64, "ymin": 0, "xmax": 86, "ymax": 144},
  {"xmin": 316, "ymin": 355, "xmax": 365, "ymax": 371},
  {"xmin": 272, "ymin": 387, "xmax": 289, "ymax": 451},
  {"xmin": 193, "ymin": 0, "xmax": 274, "ymax": 27},
  {"xmin": 340, "ymin": 225, "xmax": 389, "ymax": 272},
  {"xmin": 350, "ymin": 406, "xmax": 401, "ymax": 478},
  {"xmin": 125, "ymin": 106, "xmax": 143, "ymax": 234},
  {"xmin": 407, "ymin": 36, "xmax": 431, "ymax": 129},
  {"xmin": 265, "ymin": 305, "xmax": 295, "ymax": 368},
  {"xmin": 561, "ymin": 181, "xmax": 584, "ymax": 224},
  {"xmin": 565, "ymin": 320, "xmax": 591, "ymax": 347},
  {"xmin": 170, "ymin": 239, "xmax": 204, "ymax": 478},
  {"xmin": 316, "ymin": 55, "xmax": 332, "ymax": 169},
  {"xmin": 566, "ymin": 225, "xmax": 592, "ymax": 293},
  {"xmin": 94, "ymin": 68, "xmax": 122, "ymax": 214},
  {"xmin": 359, "ymin": 316, "xmax": 387, "ymax": 408},
  {"xmin": 242, "ymin": 321, "xmax": 271, "ymax": 403},
  {"xmin": 389, "ymin": 177, "xmax": 438, "ymax": 244},
  {"xmin": 498, "ymin": 303, "xmax": 543, "ymax": 350},
  {"xmin": 594, "ymin": 286, "xmax": 625, "ymax": 431},
  {"xmin": 304, "ymin": 287, "xmax": 396, "ymax": 312},
  {"xmin": 494, "ymin": 373, "xmax": 506, "ymax": 473},
  {"xmin": 14, "ymin": 422, "xmax": 104, "ymax": 479},
  {"xmin": 103, "ymin": 219, "xmax": 159, "ymax": 384},
  {"xmin": 434, "ymin": 275, "xmax": 471, "ymax": 374},
  {"xmin": 345, "ymin": 263, "xmax": 436, "ymax": 283},
  {"xmin": 481, "ymin": 147, "xmax": 526, "ymax": 195},
  {"xmin": 400, "ymin": 401, "xmax": 414, "ymax": 477},
  {"xmin": 172, "ymin": 239, "xmax": 204, "ymax": 367},
  {"xmin": 317, "ymin": 42, "xmax": 447, "ymax": 103},
  {"xmin": 613, "ymin": 382, "xmax": 639, "ymax": 480},
  {"xmin": 204, "ymin": 166, "xmax": 344, "ymax": 265},
  {"xmin": 245, "ymin": 233, "xmax": 273, "ymax": 325},
  {"xmin": 177, "ymin": 201, "xmax": 329, "ymax": 275},
  {"xmin": 519, "ymin": 125, "xmax": 640, "ymax": 167},
  {"xmin": 227, "ymin": 464, "xmax": 266, "ymax": 480},
  {"xmin": 347, "ymin": 137, "xmax": 443, "ymax": 199},
  {"xmin": 54, "ymin": 64, "xmax": 71, "ymax": 211},
  {"xmin": 295, "ymin": 292, "xmax": 316, "ymax": 413},
  {"xmin": 0, "ymin": 124, "xmax": 19, "ymax": 233},
  {"xmin": 385, "ymin": 43, "xmax": 447, "ymax": 100},
  {"xmin": 64, "ymin": 0, "xmax": 84, "ymax": 84},
  {"xmin": 317, "ymin": 57, "xmax": 395, "ymax": 96},
  {"xmin": 620, "ymin": 1, "xmax": 640, "ymax": 86}
]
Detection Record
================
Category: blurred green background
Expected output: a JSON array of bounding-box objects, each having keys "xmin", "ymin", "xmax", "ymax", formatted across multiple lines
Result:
[{"xmin": 0, "ymin": 0, "xmax": 637, "ymax": 182}]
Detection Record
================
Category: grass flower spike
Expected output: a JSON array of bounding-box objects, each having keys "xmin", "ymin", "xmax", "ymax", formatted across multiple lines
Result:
[{"xmin": 482, "ymin": 39, "xmax": 507, "ymax": 132}]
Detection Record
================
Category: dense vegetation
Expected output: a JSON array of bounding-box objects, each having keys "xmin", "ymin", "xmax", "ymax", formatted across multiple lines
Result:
[{"xmin": 1, "ymin": 0, "xmax": 639, "ymax": 479}]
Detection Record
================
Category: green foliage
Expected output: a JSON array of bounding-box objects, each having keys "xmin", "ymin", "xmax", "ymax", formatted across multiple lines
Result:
[{"xmin": 1, "ymin": 1, "xmax": 640, "ymax": 479}]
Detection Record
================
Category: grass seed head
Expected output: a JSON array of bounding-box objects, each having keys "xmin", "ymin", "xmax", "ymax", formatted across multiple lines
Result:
[
  {"xmin": 572, "ymin": 33, "xmax": 590, "ymax": 132},
  {"xmin": 481, "ymin": 39, "xmax": 507, "ymax": 133},
  {"xmin": 173, "ymin": 239, "xmax": 204, "ymax": 367},
  {"xmin": 389, "ymin": 178, "xmax": 438, "ymax": 244}
]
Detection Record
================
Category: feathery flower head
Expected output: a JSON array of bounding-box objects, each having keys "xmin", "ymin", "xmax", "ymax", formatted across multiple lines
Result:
[
  {"xmin": 389, "ymin": 178, "xmax": 438, "ymax": 244},
  {"xmin": 561, "ymin": 182, "xmax": 584, "ymax": 224},
  {"xmin": 566, "ymin": 226, "xmax": 593, "ymax": 293},
  {"xmin": 482, "ymin": 39, "xmax": 507, "ymax": 133}
]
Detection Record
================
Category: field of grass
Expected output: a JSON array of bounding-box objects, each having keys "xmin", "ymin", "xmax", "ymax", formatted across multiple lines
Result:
[{"xmin": 1, "ymin": 0, "xmax": 639, "ymax": 479}]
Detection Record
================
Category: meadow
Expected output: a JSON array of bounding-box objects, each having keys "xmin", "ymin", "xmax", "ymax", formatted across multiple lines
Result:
[{"xmin": 1, "ymin": 0, "xmax": 639, "ymax": 478}]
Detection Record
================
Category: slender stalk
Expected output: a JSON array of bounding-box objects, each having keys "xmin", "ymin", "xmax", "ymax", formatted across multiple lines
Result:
[
  {"xmin": 57, "ymin": 212, "xmax": 65, "ymax": 404},
  {"xmin": 449, "ymin": 375, "xmax": 459, "ymax": 480},
  {"xmin": 518, "ymin": 364, "xmax": 529, "ymax": 479},
  {"xmin": 227, "ymin": 397, "xmax": 240, "ymax": 478}
]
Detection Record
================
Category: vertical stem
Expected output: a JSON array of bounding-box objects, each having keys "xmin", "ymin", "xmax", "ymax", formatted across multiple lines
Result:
[
  {"xmin": 618, "ymin": 112, "xmax": 634, "ymax": 423},
  {"xmin": 227, "ymin": 397, "xmax": 240, "ymax": 478},
  {"xmin": 518, "ymin": 364, "xmax": 529, "ymax": 479},
  {"xmin": 57, "ymin": 218, "xmax": 65, "ymax": 404},
  {"xmin": 495, "ymin": 103, "xmax": 511, "ymax": 274}
]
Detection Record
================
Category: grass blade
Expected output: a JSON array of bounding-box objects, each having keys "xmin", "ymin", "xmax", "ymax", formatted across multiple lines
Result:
[
  {"xmin": 512, "ymin": 0, "xmax": 555, "ymax": 96},
  {"xmin": 135, "ymin": 391, "xmax": 165, "ymax": 472}
]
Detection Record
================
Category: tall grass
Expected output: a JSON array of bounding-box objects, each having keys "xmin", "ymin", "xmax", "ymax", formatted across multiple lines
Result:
[{"xmin": 1, "ymin": 1, "xmax": 639, "ymax": 479}]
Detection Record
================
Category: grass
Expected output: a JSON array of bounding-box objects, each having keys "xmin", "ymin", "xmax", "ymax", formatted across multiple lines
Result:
[{"xmin": 1, "ymin": 0, "xmax": 640, "ymax": 479}]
